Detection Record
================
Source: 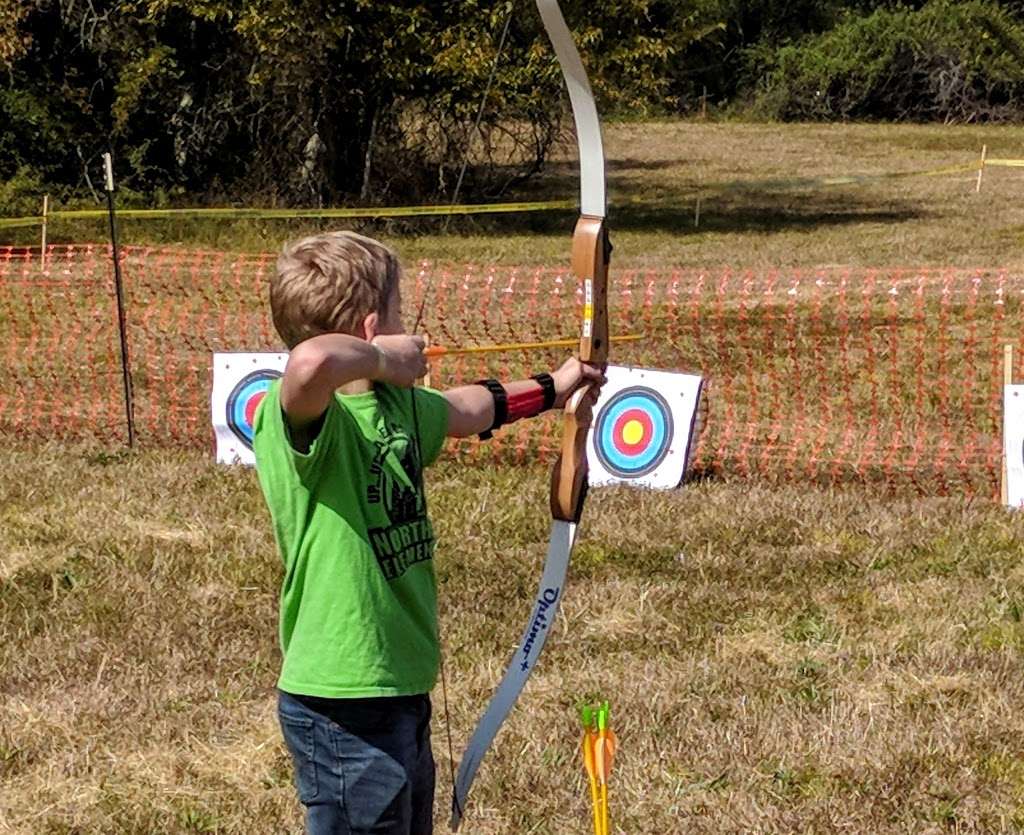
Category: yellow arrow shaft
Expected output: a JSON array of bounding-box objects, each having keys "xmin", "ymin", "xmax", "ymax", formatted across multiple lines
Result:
[{"xmin": 425, "ymin": 333, "xmax": 642, "ymax": 358}]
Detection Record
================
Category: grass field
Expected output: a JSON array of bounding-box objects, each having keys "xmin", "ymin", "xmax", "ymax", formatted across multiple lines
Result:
[
  {"xmin": 5, "ymin": 121, "xmax": 1024, "ymax": 833},
  {"xmin": 6, "ymin": 121, "xmax": 1024, "ymax": 268},
  {"xmin": 5, "ymin": 450, "xmax": 1024, "ymax": 833}
]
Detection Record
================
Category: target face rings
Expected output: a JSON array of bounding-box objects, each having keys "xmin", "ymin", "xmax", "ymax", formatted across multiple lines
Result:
[
  {"xmin": 225, "ymin": 369, "xmax": 281, "ymax": 450},
  {"xmin": 593, "ymin": 386, "xmax": 674, "ymax": 478}
]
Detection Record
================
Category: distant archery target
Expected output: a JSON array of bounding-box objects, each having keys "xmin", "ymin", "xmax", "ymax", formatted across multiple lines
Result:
[
  {"xmin": 225, "ymin": 369, "xmax": 281, "ymax": 449},
  {"xmin": 1007, "ymin": 385, "xmax": 1024, "ymax": 507},
  {"xmin": 593, "ymin": 386, "xmax": 674, "ymax": 478}
]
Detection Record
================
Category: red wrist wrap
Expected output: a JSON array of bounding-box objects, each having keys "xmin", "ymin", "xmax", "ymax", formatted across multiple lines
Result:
[{"xmin": 506, "ymin": 385, "xmax": 547, "ymax": 423}]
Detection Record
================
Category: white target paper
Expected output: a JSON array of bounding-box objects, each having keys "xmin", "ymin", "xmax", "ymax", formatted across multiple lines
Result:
[
  {"xmin": 586, "ymin": 364, "xmax": 703, "ymax": 490},
  {"xmin": 212, "ymin": 352, "xmax": 287, "ymax": 465},
  {"xmin": 1004, "ymin": 384, "xmax": 1024, "ymax": 507}
]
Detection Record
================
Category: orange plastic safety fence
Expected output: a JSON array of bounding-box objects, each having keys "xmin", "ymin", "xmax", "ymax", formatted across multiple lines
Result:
[{"xmin": 1, "ymin": 244, "xmax": 1019, "ymax": 497}]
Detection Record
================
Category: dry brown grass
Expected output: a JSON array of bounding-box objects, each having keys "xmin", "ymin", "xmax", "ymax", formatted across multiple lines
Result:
[
  {"xmin": 5, "ymin": 445, "xmax": 1024, "ymax": 833},
  {"xmin": 6, "ymin": 121, "xmax": 1022, "ymax": 271},
  {"xmin": 591, "ymin": 121, "xmax": 1024, "ymax": 271},
  {"xmin": 374, "ymin": 119, "xmax": 1024, "ymax": 268}
]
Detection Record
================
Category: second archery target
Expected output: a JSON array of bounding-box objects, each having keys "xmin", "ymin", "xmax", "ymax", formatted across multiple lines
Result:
[
  {"xmin": 593, "ymin": 386, "xmax": 674, "ymax": 478},
  {"xmin": 587, "ymin": 365, "xmax": 704, "ymax": 490},
  {"xmin": 212, "ymin": 352, "xmax": 288, "ymax": 465}
]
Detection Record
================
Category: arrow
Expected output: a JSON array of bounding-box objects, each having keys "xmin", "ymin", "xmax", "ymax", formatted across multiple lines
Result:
[
  {"xmin": 425, "ymin": 333, "xmax": 642, "ymax": 359},
  {"xmin": 595, "ymin": 702, "xmax": 618, "ymax": 835},
  {"xmin": 581, "ymin": 705, "xmax": 602, "ymax": 835}
]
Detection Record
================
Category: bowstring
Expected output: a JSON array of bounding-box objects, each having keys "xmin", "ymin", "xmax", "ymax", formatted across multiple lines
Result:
[
  {"xmin": 410, "ymin": 5, "xmax": 515, "ymax": 822},
  {"xmin": 441, "ymin": 9, "xmax": 514, "ymax": 235}
]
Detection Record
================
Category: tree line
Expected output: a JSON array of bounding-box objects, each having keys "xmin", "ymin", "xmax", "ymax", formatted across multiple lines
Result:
[{"xmin": 2, "ymin": 0, "xmax": 1024, "ymax": 211}]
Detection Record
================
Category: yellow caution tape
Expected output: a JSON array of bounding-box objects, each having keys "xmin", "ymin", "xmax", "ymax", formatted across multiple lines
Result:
[
  {"xmin": 0, "ymin": 218, "xmax": 45, "ymax": 230},
  {"xmin": 3, "ymin": 156, "xmax": 1024, "ymax": 233},
  {"xmin": 720, "ymin": 162, "xmax": 982, "ymax": 193},
  {"xmin": 0, "ymin": 199, "xmax": 574, "ymax": 230}
]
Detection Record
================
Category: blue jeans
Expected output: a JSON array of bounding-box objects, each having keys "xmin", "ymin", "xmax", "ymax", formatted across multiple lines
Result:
[{"xmin": 278, "ymin": 690, "xmax": 435, "ymax": 835}]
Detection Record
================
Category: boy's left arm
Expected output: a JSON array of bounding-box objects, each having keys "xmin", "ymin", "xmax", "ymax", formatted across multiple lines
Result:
[{"xmin": 443, "ymin": 358, "xmax": 606, "ymax": 439}]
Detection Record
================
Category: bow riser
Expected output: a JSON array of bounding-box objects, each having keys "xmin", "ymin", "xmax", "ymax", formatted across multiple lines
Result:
[
  {"xmin": 551, "ymin": 215, "xmax": 610, "ymax": 522},
  {"xmin": 574, "ymin": 216, "xmax": 610, "ymax": 364}
]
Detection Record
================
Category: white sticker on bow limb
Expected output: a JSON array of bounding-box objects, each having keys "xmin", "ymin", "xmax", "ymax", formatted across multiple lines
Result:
[
  {"xmin": 212, "ymin": 352, "xmax": 287, "ymax": 466},
  {"xmin": 582, "ymin": 279, "xmax": 594, "ymax": 338},
  {"xmin": 586, "ymin": 364, "xmax": 704, "ymax": 490},
  {"xmin": 1005, "ymin": 384, "xmax": 1024, "ymax": 507}
]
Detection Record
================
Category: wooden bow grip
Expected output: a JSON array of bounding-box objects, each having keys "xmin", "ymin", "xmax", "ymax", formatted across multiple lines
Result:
[{"xmin": 550, "ymin": 215, "xmax": 610, "ymax": 522}]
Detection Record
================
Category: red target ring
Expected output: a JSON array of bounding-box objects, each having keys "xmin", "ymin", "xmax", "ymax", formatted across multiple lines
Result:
[
  {"xmin": 611, "ymin": 408, "xmax": 654, "ymax": 455},
  {"xmin": 244, "ymin": 391, "xmax": 267, "ymax": 428}
]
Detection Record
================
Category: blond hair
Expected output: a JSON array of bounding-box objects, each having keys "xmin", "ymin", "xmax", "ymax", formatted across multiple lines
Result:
[{"xmin": 270, "ymin": 231, "xmax": 401, "ymax": 349}]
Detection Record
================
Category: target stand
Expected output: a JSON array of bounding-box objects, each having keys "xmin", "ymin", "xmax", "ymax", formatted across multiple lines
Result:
[
  {"xmin": 587, "ymin": 365, "xmax": 703, "ymax": 490},
  {"xmin": 212, "ymin": 352, "xmax": 287, "ymax": 465}
]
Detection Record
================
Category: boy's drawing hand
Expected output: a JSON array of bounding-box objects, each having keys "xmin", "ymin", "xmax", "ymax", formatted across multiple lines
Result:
[
  {"xmin": 372, "ymin": 334, "xmax": 428, "ymax": 388},
  {"xmin": 551, "ymin": 357, "xmax": 607, "ymax": 410}
]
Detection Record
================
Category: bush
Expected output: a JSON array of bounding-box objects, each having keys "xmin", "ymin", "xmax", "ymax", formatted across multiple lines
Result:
[{"xmin": 750, "ymin": 0, "xmax": 1024, "ymax": 122}]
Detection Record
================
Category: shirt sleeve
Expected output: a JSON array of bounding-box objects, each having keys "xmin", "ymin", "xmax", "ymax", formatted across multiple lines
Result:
[
  {"xmin": 253, "ymin": 381, "xmax": 342, "ymax": 486},
  {"xmin": 405, "ymin": 386, "xmax": 448, "ymax": 467}
]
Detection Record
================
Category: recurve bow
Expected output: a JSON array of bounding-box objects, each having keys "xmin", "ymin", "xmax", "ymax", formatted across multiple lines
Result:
[{"xmin": 449, "ymin": 0, "xmax": 610, "ymax": 827}]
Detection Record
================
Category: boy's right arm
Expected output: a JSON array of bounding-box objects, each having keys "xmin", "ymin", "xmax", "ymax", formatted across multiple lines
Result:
[{"xmin": 281, "ymin": 333, "xmax": 427, "ymax": 427}]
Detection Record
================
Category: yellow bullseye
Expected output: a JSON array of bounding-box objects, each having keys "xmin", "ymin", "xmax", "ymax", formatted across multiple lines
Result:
[{"xmin": 621, "ymin": 419, "xmax": 645, "ymax": 446}]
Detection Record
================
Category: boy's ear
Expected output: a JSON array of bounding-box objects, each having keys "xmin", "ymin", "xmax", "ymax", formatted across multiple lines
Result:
[{"xmin": 362, "ymin": 310, "xmax": 380, "ymax": 341}]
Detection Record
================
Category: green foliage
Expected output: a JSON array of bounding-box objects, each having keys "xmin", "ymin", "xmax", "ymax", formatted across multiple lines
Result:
[
  {"xmin": 0, "ymin": 1, "xmax": 689, "ymax": 207},
  {"xmin": 0, "ymin": 0, "xmax": 29, "ymax": 68},
  {"xmin": 750, "ymin": 0, "xmax": 1024, "ymax": 122},
  {"xmin": 3, "ymin": 0, "xmax": 1024, "ymax": 210},
  {"xmin": 0, "ymin": 167, "xmax": 45, "ymax": 216},
  {"xmin": 668, "ymin": 0, "xmax": 858, "ymax": 110}
]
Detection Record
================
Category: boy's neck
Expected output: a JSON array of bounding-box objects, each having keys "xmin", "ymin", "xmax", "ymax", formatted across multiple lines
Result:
[{"xmin": 339, "ymin": 379, "xmax": 373, "ymax": 395}]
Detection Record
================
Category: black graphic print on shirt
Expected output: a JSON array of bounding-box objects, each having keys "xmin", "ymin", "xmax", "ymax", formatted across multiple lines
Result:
[{"xmin": 366, "ymin": 416, "xmax": 434, "ymax": 581}]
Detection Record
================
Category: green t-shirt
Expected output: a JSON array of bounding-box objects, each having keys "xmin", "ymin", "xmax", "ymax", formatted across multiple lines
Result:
[{"xmin": 253, "ymin": 380, "xmax": 448, "ymax": 698}]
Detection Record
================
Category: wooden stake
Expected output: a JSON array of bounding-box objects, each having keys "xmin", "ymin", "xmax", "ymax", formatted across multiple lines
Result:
[
  {"xmin": 700, "ymin": 86, "xmax": 707, "ymax": 120},
  {"xmin": 103, "ymin": 152, "xmax": 137, "ymax": 448},
  {"xmin": 1002, "ymin": 343, "xmax": 1013, "ymax": 506},
  {"xmin": 40, "ymin": 194, "xmax": 49, "ymax": 269},
  {"xmin": 694, "ymin": 195, "xmax": 701, "ymax": 229},
  {"xmin": 976, "ymin": 144, "xmax": 988, "ymax": 194}
]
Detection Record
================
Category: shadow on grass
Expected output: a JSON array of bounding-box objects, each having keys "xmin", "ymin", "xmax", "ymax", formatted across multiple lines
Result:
[
  {"xmin": 615, "ymin": 200, "xmax": 928, "ymax": 237},
  {"xmin": 433, "ymin": 158, "xmax": 931, "ymax": 239},
  {"xmin": 431, "ymin": 195, "xmax": 928, "ymax": 240}
]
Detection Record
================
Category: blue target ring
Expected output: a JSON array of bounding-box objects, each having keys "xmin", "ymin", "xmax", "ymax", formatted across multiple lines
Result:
[
  {"xmin": 594, "ymin": 386, "xmax": 673, "ymax": 478},
  {"xmin": 226, "ymin": 369, "xmax": 281, "ymax": 449}
]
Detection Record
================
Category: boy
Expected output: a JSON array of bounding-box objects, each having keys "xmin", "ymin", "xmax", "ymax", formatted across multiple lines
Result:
[{"xmin": 253, "ymin": 231, "xmax": 605, "ymax": 834}]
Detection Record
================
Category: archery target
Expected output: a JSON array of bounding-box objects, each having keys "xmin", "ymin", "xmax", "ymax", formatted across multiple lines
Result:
[
  {"xmin": 587, "ymin": 365, "xmax": 703, "ymax": 490},
  {"xmin": 227, "ymin": 370, "xmax": 281, "ymax": 449},
  {"xmin": 212, "ymin": 352, "xmax": 288, "ymax": 465},
  {"xmin": 594, "ymin": 387, "xmax": 674, "ymax": 478},
  {"xmin": 1004, "ymin": 384, "xmax": 1024, "ymax": 507}
]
